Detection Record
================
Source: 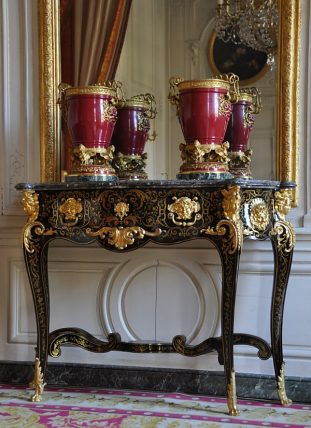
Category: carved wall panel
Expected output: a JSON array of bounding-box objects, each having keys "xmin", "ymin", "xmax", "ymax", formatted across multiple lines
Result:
[
  {"xmin": 0, "ymin": 0, "xmax": 40, "ymax": 216},
  {"xmin": 99, "ymin": 255, "xmax": 219, "ymax": 343},
  {"xmin": 3, "ymin": 245, "xmax": 311, "ymax": 376}
]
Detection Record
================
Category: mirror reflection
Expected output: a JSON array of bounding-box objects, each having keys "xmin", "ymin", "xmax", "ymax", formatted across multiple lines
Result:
[
  {"xmin": 58, "ymin": 0, "xmax": 277, "ymax": 181},
  {"xmin": 214, "ymin": 0, "xmax": 278, "ymax": 68},
  {"xmin": 60, "ymin": 0, "xmax": 131, "ymax": 85}
]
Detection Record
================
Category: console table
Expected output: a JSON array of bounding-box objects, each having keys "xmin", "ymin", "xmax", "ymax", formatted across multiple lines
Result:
[{"xmin": 16, "ymin": 178, "xmax": 295, "ymax": 416}]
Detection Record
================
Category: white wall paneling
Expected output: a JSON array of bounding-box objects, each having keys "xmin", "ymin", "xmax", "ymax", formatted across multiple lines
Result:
[
  {"xmin": 0, "ymin": 242, "xmax": 310, "ymax": 376},
  {"xmin": 115, "ymin": 0, "xmax": 169, "ymax": 180},
  {"xmin": 0, "ymin": 0, "xmax": 40, "ymax": 216}
]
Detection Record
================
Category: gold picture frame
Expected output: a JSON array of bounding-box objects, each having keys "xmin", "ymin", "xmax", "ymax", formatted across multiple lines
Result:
[
  {"xmin": 207, "ymin": 31, "xmax": 269, "ymax": 86},
  {"xmin": 38, "ymin": 0, "xmax": 60, "ymax": 183},
  {"xmin": 38, "ymin": 0, "xmax": 300, "ymax": 205}
]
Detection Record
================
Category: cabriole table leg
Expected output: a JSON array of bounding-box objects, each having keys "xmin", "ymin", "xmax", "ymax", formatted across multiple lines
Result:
[
  {"xmin": 23, "ymin": 240, "xmax": 50, "ymax": 402},
  {"xmin": 270, "ymin": 218, "xmax": 295, "ymax": 406}
]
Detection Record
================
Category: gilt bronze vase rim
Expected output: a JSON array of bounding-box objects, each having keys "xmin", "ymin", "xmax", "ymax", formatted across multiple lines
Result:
[
  {"xmin": 176, "ymin": 79, "xmax": 231, "ymax": 91},
  {"xmin": 237, "ymin": 93, "xmax": 253, "ymax": 103},
  {"xmin": 117, "ymin": 99, "xmax": 149, "ymax": 109},
  {"xmin": 58, "ymin": 82, "xmax": 121, "ymax": 98}
]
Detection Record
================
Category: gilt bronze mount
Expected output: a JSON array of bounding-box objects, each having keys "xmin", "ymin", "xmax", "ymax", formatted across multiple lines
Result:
[{"xmin": 17, "ymin": 178, "xmax": 295, "ymax": 414}]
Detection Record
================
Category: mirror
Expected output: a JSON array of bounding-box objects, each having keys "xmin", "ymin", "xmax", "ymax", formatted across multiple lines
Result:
[{"xmin": 38, "ymin": 0, "xmax": 300, "ymax": 203}]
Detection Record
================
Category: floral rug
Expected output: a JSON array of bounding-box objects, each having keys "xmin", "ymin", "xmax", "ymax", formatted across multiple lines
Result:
[{"xmin": 0, "ymin": 384, "xmax": 310, "ymax": 427}]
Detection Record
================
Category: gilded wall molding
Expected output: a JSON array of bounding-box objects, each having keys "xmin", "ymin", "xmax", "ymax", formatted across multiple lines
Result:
[
  {"xmin": 38, "ymin": 0, "xmax": 60, "ymax": 182},
  {"xmin": 277, "ymin": 0, "xmax": 300, "ymax": 205}
]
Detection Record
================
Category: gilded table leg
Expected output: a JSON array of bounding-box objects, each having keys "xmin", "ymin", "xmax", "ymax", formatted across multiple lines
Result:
[
  {"xmin": 202, "ymin": 186, "xmax": 243, "ymax": 416},
  {"xmin": 213, "ymin": 232, "xmax": 241, "ymax": 416},
  {"xmin": 270, "ymin": 219, "xmax": 295, "ymax": 406},
  {"xmin": 221, "ymin": 248, "xmax": 241, "ymax": 416},
  {"xmin": 23, "ymin": 241, "xmax": 49, "ymax": 402}
]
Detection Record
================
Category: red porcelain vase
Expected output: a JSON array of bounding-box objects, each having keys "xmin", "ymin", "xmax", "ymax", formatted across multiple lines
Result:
[
  {"xmin": 168, "ymin": 74, "xmax": 239, "ymax": 179},
  {"xmin": 112, "ymin": 94, "xmax": 157, "ymax": 180},
  {"xmin": 59, "ymin": 82, "xmax": 122, "ymax": 182},
  {"xmin": 225, "ymin": 87, "xmax": 262, "ymax": 178}
]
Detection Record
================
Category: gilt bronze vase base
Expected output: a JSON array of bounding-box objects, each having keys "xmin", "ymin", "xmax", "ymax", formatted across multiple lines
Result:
[
  {"xmin": 113, "ymin": 153, "xmax": 148, "ymax": 181},
  {"xmin": 178, "ymin": 140, "xmax": 233, "ymax": 180},
  {"xmin": 66, "ymin": 144, "xmax": 117, "ymax": 182},
  {"xmin": 228, "ymin": 150, "xmax": 253, "ymax": 179}
]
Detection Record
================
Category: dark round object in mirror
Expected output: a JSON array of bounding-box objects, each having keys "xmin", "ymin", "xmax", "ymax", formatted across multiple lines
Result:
[{"xmin": 208, "ymin": 32, "xmax": 268, "ymax": 86}]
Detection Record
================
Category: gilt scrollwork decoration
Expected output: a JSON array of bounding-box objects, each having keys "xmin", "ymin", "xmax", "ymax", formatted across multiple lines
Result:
[
  {"xmin": 243, "ymin": 107, "xmax": 255, "ymax": 128},
  {"xmin": 270, "ymin": 221, "xmax": 296, "ymax": 253},
  {"xmin": 137, "ymin": 111, "xmax": 151, "ymax": 132},
  {"xmin": 219, "ymin": 93, "xmax": 232, "ymax": 117},
  {"xmin": 172, "ymin": 334, "xmax": 223, "ymax": 358},
  {"xmin": 202, "ymin": 185, "xmax": 243, "ymax": 253},
  {"xmin": 22, "ymin": 190, "xmax": 55, "ymax": 253},
  {"xmin": 86, "ymin": 225, "xmax": 161, "ymax": 250},
  {"xmin": 49, "ymin": 329, "xmax": 121, "ymax": 357},
  {"xmin": 274, "ymin": 189, "xmax": 293, "ymax": 220},
  {"xmin": 271, "ymin": 189, "xmax": 296, "ymax": 252},
  {"xmin": 167, "ymin": 196, "xmax": 201, "ymax": 227},
  {"xmin": 85, "ymin": 201, "xmax": 162, "ymax": 249},
  {"xmin": 167, "ymin": 76, "xmax": 183, "ymax": 115}
]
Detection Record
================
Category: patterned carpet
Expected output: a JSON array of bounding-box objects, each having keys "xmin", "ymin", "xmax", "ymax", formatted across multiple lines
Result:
[{"xmin": 0, "ymin": 384, "xmax": 310, "ymax": 427}]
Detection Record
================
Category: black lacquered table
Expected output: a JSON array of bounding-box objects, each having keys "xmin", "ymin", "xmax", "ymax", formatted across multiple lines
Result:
[{"xmin": 16, "ymin": 178, "xmax": 295, "ymax": 415}]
